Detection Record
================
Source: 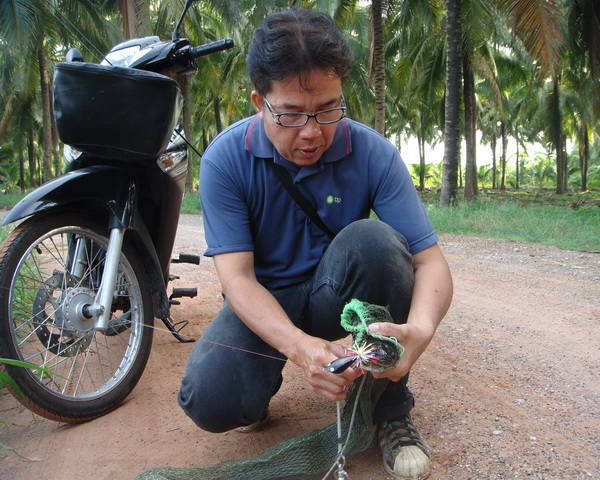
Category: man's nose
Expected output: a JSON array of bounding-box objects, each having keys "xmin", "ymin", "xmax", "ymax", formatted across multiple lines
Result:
[{"xmin": 299, "ymin": 117, "xmax": 322, "ymax": 136}]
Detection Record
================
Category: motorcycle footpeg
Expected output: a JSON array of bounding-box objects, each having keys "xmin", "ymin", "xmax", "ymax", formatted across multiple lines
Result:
[
  {"xmin": 170, "ymin": 287, "xmax": 198, "ymax": 299},
  {"xmin": 171, "ymin": 253, "xmax": 200, "ymax": 265}
]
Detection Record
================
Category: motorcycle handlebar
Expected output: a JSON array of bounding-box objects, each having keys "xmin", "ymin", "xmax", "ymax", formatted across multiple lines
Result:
[{"xmin": 190, "ymin": 39, "xmax": 234, "ymax": 58}]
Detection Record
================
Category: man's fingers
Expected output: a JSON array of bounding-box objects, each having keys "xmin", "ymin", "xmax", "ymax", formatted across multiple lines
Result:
[{"xmin": 369, "ymin": 322, "xmax": 403, "ymax": 337}]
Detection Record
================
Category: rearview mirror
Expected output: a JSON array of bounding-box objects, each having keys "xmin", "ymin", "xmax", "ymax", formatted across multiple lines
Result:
[{"xmin": 172, "ymin": 0, "xmax": 196, "ymax": 41}]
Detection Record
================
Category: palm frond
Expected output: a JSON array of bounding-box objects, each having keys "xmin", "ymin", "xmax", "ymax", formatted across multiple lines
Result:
[{"xmin": 497, "ymin": 0, "xmax": 566, "ymax": 77}]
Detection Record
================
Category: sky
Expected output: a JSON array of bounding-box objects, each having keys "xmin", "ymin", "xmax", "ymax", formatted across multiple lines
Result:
[{"xmin": 396, "ymin": 134, "xmax": 548, "ymax": 169}]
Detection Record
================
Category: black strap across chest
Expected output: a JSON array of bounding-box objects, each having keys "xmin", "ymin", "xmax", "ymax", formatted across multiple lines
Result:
[{"xmin": 269, "ymin": 160, "xmax": 336, "ymax": 239}]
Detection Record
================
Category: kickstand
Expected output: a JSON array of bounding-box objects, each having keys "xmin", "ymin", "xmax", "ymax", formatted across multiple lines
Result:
[{"xmin": 161, "ymin": 316, "xmax": 195, "ymax": 343}]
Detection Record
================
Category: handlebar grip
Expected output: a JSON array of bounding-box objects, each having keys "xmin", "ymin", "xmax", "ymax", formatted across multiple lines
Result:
[{"xmin": 190, "ymin": 39, "xmax": 234, "ymax": 58}]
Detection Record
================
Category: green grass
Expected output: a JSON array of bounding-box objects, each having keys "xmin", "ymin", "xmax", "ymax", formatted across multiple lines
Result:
[
  {"xmin": 0, "ymin": 193, "xmax": 23, "ymax": 210},
  {"xmin": 2, "ymin": 191, "xmax": 599, "ymax": 251},
  {"xmin": 181, "ymin": 192, "xmax": 202, "ymax": 215},
  {"xmin": 422, "ymin": 192, "xmax": 600, "ymax": 252},
  {"xmin": 1, "ymin": 358, "xmax": 50, "ymax": 457},
  {"xmin": 187, "ymin": 190, "xmax": 600, "ymax": 251}
]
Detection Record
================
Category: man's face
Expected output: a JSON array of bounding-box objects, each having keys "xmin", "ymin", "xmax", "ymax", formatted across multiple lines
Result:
[{"xmin": 251, "ymin": 69, "xmax": 343, "ymax": 167}]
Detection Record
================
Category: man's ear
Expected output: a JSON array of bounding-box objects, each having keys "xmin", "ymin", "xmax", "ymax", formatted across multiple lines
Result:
[{"xmin": 251, "ymin": 91, "xmax": 263, "ymax": 117}]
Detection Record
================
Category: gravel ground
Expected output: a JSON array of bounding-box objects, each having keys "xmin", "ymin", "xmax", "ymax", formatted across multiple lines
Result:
[{"xmin": 1, "ymin": 214, "xmax": 598, "ymax": 480}]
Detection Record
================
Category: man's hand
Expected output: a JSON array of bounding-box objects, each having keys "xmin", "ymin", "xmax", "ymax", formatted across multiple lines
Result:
[
  {"xmin": 365, "ymin": 243, "xmax": 452, "ymax": 382},
  {"xmin": 290, "ymin": 335, "xmax": 364, "ymax": 401},
  {"xmin": 367, "ymin": 322, "xmax": 435, "ymax": 382}
]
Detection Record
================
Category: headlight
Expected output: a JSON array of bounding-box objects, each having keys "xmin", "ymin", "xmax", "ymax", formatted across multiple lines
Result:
[
  {"xmin": 157, "ymin": 148, "xmax": 187, "ymax": 174},
  {"xmin": 101, "ymin": 46, "xmax": 141, "ymax": 67},
  {"xmin": 63, "ymin": 144, "xmax": 82, "ymax": 162}
]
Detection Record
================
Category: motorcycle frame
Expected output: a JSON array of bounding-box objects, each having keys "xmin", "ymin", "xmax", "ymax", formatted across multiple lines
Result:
[
  {"xmin": 3, "ymin": 0, "xmax": 232, "ymax": 341},
  {"xmin": 2, "ymin": 154, "xmax": 187, "ymax": 326}
]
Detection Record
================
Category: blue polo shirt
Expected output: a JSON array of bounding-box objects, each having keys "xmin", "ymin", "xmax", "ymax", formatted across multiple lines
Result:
[{"xmin": 200, "ymin": 115, "xmax": 438, "ymax": 289}]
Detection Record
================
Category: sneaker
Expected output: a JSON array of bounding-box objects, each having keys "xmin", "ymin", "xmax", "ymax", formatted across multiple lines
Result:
[
  {"xmin": 378, "ymin": 414, "xmax": 431, "ymax": 480},
  {"xmin": 235, "ymin": 410, "xmax": 269, "ymax": 433}
]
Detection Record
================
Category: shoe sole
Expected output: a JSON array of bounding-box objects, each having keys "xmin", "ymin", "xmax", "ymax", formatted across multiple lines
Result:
[
  {"xmin": 383, "ymin": 462, "xmax": 431, "ymax": 480},
  {"xmin": 382, "ymin": 461, "xmax": 431, "ymax": 480}
]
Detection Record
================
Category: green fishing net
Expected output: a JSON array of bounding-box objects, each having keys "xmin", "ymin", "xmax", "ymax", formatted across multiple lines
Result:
[
  {"xmin": 340, "ymin": 298, "xmax": 404, "ymax": 373},
  {"xmin": 135, "ymin": 299, "xmax": 402, "ymax": 480}
]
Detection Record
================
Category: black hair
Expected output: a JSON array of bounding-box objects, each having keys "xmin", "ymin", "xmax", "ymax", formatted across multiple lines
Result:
[{"xmin": 246, "ymin": 8, "xmax": 353, "ymax": 95}]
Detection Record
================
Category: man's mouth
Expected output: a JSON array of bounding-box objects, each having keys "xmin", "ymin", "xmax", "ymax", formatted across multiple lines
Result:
[{"xmin": 299, "ymin": 146, "xmax": 320, "ymax": 155}]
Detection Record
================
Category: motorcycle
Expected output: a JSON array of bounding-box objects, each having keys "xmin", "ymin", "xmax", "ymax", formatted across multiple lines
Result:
[{"xmin": 0, "ymin": 0, "xmax": 233, "ymax": 423}]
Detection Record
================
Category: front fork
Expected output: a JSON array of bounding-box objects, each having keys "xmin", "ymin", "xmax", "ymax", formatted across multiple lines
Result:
[
  {"xmin": 68, "ymin": 221, "xmax": 197, "ymax": 341},
  {"xmin": 70, "ymin": 227, "xmax": 125, "ymax": 332}
]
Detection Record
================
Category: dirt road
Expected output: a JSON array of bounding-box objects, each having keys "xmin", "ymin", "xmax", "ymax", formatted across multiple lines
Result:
[{"xmin": 1, "ymin": 214, "xmax": 598, "ymax": 479}]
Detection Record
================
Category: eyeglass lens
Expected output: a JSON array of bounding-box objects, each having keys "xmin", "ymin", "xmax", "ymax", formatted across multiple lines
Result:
[
  {"xmin": 264, "ymin": 97, "xmax": 345, "ymax": 127},
  {"xmin": 278, "ymin": 109, "xmax": 345, "ymax": 126}
]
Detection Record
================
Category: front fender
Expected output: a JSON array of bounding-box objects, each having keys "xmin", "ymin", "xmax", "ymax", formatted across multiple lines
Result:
[
  {"xmin": 3, "ymin": 165, "xmax": 136, "ymax": 228},
  {"xmin": 3, "ymin": 168, "xmax": 171, "ymax": 319}
]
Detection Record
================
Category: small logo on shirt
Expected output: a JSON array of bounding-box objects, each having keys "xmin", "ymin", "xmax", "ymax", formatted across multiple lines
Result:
[{"xmin": 326, "ymin": 195, "xmax": 342, "ymax": 204}]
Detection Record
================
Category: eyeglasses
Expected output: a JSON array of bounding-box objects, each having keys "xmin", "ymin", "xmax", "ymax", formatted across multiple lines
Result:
[{"xmin": 263, "ymin": 96, "xmax": 346, "ymax": 127}]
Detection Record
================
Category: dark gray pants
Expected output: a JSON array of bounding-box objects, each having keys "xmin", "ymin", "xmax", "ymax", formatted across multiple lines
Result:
[{"xmin": 178, "ymin": 219, "xmax": 415, "ymax": 432}]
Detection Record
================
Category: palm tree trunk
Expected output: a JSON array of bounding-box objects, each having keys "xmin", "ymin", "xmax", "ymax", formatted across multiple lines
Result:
[
  {"xmin": 179, "ymin": 75, "xmax": 194, "ymax": 193},
  {"xmin": 372, "ymin": 0, "xmax": 386, "ymax": 135},
  {"xmin": 552, "ymin": 77, "xmax": 567, "ymax": 194},
  {"xmin": 500, "ymin": 120, "xmax": 507, "ymax": 190},
  {"xmin": 214, "ymin": 98, "xmax": 223, "ymax": 133},
  {"xmin": 515, "ymin": 138, "xmax": 520, "ymax": 190},
  {"xmin": 38, "ymin": 43, "xmax": 53, "ymax": 183},
  {"xmin": 418, "ymin": 129, "xmax": 426, "ymax": 191},
  {"xmin": 50, "ymin": 74, "xmax": 61, "ymax": 177},
  {"xmin": 491, "ymin": 135, "xmax": 497, "ymax": 189},
  {"xmin": 27, "ymin": 127, "xmax": 37, "ymax": 188},
  {"xmin": 121, "ymin": 0, "xmax": 149, "ymax": 39},
  {"xmin": 18, "ymin": 139, "xmax": 25, "ymax": 194},
  {"xmin": 440, "ymin": 0, "xmax": 462, "ymax": 206},
  {"xmin": 202, "ymin": 128, "xmax": 209, "ymax": 152},
  {"xmin": 463, "ymin": 53, "xmax": 477, "ymax": 199},
  {"xmin": 579, "ymin": 122, "xmax": 589, "ymax": 191}
]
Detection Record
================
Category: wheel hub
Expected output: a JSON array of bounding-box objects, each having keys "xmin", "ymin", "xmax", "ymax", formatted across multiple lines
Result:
[{"xmin": 62, "ymin": 287, "xmax": 96, "ymax": 335}]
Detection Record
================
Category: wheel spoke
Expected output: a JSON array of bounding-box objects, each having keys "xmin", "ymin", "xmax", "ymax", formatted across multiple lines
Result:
[{"xmin": 2, "ymin": 221, "xmax": 151, "ymax": 405}]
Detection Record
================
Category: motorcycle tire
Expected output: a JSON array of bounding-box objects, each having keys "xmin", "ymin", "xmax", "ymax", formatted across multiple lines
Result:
[{"xmin": 0, "ymin": 212, "xmax": 154, "ymax": 423}]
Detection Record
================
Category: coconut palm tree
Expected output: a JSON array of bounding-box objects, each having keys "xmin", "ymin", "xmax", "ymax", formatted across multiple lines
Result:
[
  {"xmin": 564, "ymin": 0, "xmax": 600, "ymax": 191},
  {"xmin": 460, "ymin": 0, "xmax": 496, "ymax": 199},
  {"xmin": 496, "ymin": 0, "xmax": 567, "ymax": 193},
  {"xmin": 1, "ymin": 0, "xmax": 118, "ymax": 185},
  {"xmin": 440, "ymin": 0, "xmax": 462, "ymax": 206},
  {"xmin": 436, "ymin": 0, "xmax": 567, "ymax": 201},
  {"xmin": 370, "ymin": 0, "xmax": 386, "ymax": 134},
  {"xmin": 387, "ymin": 0, "xmax": 445, "ymax": 188}
]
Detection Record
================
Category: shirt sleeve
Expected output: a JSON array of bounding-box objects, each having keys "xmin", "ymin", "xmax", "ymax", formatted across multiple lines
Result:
[
  {"xmin": 199, "ymin": 141, "xmax": 254, "ymax": 257},
  {"xmin": 369, "ymin": 143, "xmax": 438, "ymax": 255}
]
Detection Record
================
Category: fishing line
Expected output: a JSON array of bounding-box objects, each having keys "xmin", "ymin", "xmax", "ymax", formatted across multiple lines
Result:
[
  {"xmin": 138, "ymin": 318, "xmax": 364, "ymax": 479},
  {"xmin": 133, "ymin": 322, "xmax": 287, "ymax": 362},
  {"xmin": 196, "ymin": 337, "xmax": 287, "ymax": 362},
  {"xmin": 321, "ymin": 375, "xmax": 366, "ymax": 480}
]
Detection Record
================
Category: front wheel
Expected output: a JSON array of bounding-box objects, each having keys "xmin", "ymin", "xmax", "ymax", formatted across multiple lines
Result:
[{"xmin": 0, "ymin": 212, "xmax": 154, "ymax": 422}]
